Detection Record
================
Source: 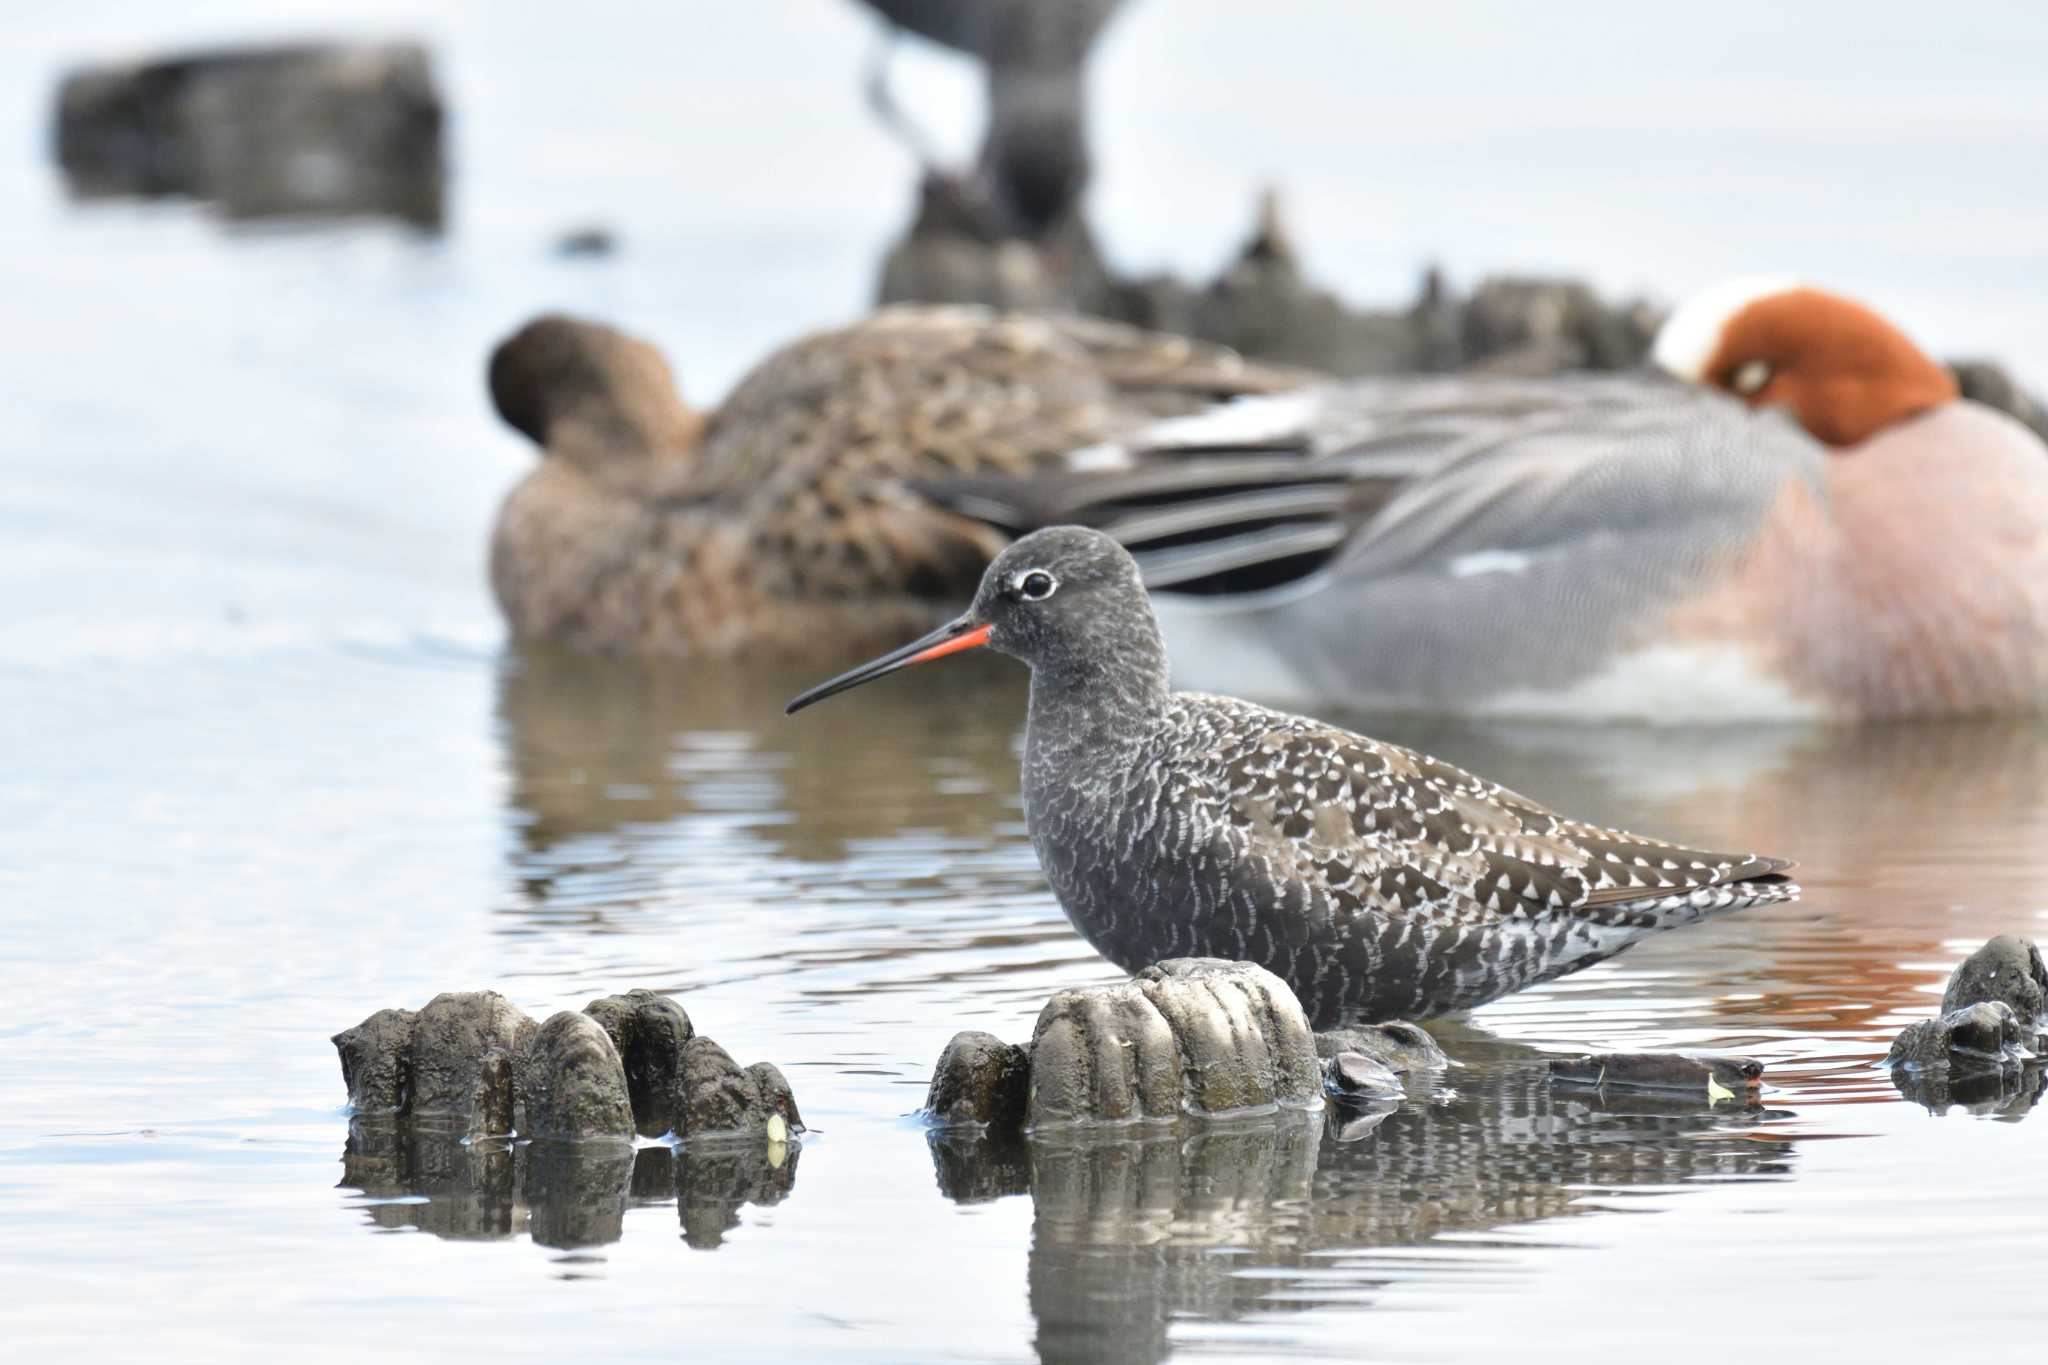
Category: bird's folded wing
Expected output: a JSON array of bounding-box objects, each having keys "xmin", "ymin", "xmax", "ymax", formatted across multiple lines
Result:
[
  {"xmin": 1211, "ymin": 712, "xmax": 1794, "ymax": 924},
  {"xmin": 1037, "ymin": 312, "xmax": 1319, "ymax": 411},
  {"xmin": 920, "ymin": 374, "xmax": 1826, "ymax": 597}
]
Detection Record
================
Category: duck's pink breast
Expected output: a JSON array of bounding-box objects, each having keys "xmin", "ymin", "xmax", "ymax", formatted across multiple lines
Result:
[{"xmin": 1664, "ymin": 401, "xmax": 2048, "ymax": 718}]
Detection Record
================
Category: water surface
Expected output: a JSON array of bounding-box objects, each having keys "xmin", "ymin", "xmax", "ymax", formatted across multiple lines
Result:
[{"xmin": 4, "ymin": 4, "xmax": 2046, "ymax": 1361}]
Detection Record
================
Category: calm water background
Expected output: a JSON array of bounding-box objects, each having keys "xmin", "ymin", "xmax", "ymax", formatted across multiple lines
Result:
[{"xmin": 3, "ymin": 3, "xmax": 2046, "ymax": 1361}]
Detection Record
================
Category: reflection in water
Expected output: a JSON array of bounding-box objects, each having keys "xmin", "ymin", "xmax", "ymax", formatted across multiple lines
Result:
[
  {"xmin": 491, "ymin": 645, "xmax": 1087, "ymax": 1005},
  {"xmin": 1891, "ymin": 1061, "xmax": 2047, "ymax": 1120},
  {"xmin": 1320, "ymin": 714, "xmax": 2048, "ymax": 1048},
  {"xmin": 932, "ymin": 1061, "xmax": 1794, "ymax": 1365},
  {"xmin": 339, "ymin": 1118, "xmax": 799, "ymax": 1251},
  {"xmin": 1371, "ymin": 715, "xmax": 2048, "ymax": 918},
  {"xmin": 502, "ymin": 651, "xmax": 2048, "ymax": 893},
  {"xmin": 498, "ymin": 645, "xmax": 1026, "ymax": 867},
  {"xmin": 676, "ymin": 1140, "xmax": 802, "ymax": 1250},
  {"xmin": 497, "ymin": 645, "xmax": 2048, "ymax": 1052},
  {"xmin": 342, "ymin": 1119, "xmax": 524, "ymax": 1242},
  {"xmin": 481, "ymin": 649, "xmax": 2048, "ymax": 1353}
]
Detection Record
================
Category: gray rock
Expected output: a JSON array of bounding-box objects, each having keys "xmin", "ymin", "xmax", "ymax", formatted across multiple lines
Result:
[
  {"xmin": 1323, "ymin": 1051, "xmax": 1403, "ymax": 1103},
  {"xmin": 743, "ymin": 1061, "xmax": 805, "ymax": 1137},
  {"xmin": 1314, "ymin": 1021, "xmax": 1447, "ymax": 1074},
  {"xmin": 53, "ymin": 42, "xmax": 445, "ymax": 228},
  {"xmin": 671, "ymin": 1036, "xmax": 789, "ymax": 1139},
  {"xmin": 1028, "ymin": 978, "xmax": 1181, "ymax": 1125},
  {"xmin": 521, "ymin": 1011, "xmax": 633, "ymax": 1142},
  {"xmin": 1136, "ymin": 958, "xmax": 1321, "ymax": 1111},
  {"xmin": 408, "ymin": 991, "xmax": 536, "ymax": 1121},
  {"xmin": 926, "ymin": 1030, "xmax": 1032, "ymax": 1128},
  {"xmin": 1548, "ymin": 1052, "xmax": 1765, "ymax": 1100},
  {"xmin": 1026, "ymin": 957, "xmax": 1320, "ymax": 1126},
  {"xmin": 1941, "ymin": 935, "xmax": 2048, "ymax": 1025},
  {"xmin": 335, "ymin": 989, "xmax": 800, "ymax": 1147},
  {"xmin": 331, "ymin": 991, "xmax": 535, "ymax": 1136},
  {"xmin": 469, "ymin": 1050, "xmax": 517, "ymax": 1139},
  {"xmin": 584, "ymin": 988, "xmax": 694, "ymax": 1137},
  {"xmin": 1887, "ymin": 1001, "xmax": 2028, "ymax": 1071},
  {"xmin": 332, "ymin": 1007, "xmax": 416, "ymax": 1113}
]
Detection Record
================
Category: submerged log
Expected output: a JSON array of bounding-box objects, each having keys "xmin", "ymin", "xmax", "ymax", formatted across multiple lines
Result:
[
  {"xmin": 925, "ymin": 1030, "xmax": 1032, "ymax": 1130},
  {"xmin": 1548, "ymin": 1052, "xmax": 1764, "ymax": 1102},
  {"xmin": 923, "ymin": 957, "xmax": 1325, "ymax": 1130},
  {"xmin": 522, "ymin": 1011, "xmax": 634, "ymax": 1143},
  {"xmin": 584, "ymin": 989, "xmax": 696, "ymax": 1138},
  {"xmin": 1886, "ymin": 1001, "xmax": 2028, "ymax": 1072},
  {"xmin": 332, "ymin": 987, "xmax": 799, "ymax": 1143}
]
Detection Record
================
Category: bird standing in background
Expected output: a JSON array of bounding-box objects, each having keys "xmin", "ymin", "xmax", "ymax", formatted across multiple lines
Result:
[
  {"xmin": 852, "ymin": 0, "xmax": 1128, "ymax": 238},
  {"xmin": 787, "ymin": 526, "xmax": 1799, "ymax": 1026}
]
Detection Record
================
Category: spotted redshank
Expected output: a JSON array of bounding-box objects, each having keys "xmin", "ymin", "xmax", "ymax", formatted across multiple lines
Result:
[
  {"xmin": 787, "ymin": 526, "xmax": 1800, "ymax": 1025},
  {"xmin": 926, "ymin": 281, "xmax": 2048, "ymax": 720}
]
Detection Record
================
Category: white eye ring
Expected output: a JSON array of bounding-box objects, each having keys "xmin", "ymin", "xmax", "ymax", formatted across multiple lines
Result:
[
  {"xmin": 1011, "ymin": 568, "xmax": 1058, "ymax": 601},
  {"xmin": 1731, "ymin": 359, "xmax": 1773, "ymax": 396}
]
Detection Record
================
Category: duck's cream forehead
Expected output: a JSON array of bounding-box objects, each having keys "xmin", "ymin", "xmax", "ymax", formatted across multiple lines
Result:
[{"xmin": 1651, "ymin": 275, "xmax": 1804, "ymax": 380}]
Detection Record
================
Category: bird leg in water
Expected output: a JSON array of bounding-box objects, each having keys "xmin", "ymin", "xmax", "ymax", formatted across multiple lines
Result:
[{"xmin": 862, "ymin": 28, "xmax": 949, "ymax": 178}]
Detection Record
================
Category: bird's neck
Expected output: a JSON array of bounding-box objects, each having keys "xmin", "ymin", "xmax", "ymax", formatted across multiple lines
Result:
[{"xmin": 1023, "ymin": 645, "xmax": 1171, "ymax": 775}]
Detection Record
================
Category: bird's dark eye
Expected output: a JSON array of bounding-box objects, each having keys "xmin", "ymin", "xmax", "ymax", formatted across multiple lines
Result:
[{"xmin": 1015, "ymin": 569, "xmax": 1058, "ymax": 601}]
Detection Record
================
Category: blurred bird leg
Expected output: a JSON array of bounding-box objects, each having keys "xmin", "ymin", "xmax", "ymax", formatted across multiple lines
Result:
[{"xmin": 863, "ymin": 28, "xmax": 948, "ymax": 177}]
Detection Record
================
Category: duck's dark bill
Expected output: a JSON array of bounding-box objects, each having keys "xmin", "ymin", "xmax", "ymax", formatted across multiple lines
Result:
[{"xmin": 785, "ymin": 614, "xmax": 992, "ymax": 714}]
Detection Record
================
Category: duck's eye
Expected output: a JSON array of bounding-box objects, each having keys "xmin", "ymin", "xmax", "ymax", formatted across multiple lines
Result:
[
  {"xmin": 1731, "ymin": 358, "xmax": 1773, "ymax": 396},
  {"xmin": 1012, "ymin": 569, "xmax": 1058, "ymax": 601}
]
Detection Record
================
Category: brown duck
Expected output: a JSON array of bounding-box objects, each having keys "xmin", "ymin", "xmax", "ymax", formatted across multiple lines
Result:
[{"xmin": 486, "ymin": 307, "xmax": 1308, "ymax": 659}]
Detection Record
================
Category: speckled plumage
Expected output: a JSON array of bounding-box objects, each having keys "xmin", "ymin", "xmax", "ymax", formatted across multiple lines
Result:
[
  {"xmin": 790, "ymin": 527, "xmax": 1800, "ymax": 1026},
  {"xmin": 1029, "ymin": 685, "xmax": 1796, "ymax": 1025},
  {"xmin": 487, "ymin": 307, "xmax": 1306, "ymax": 659}
]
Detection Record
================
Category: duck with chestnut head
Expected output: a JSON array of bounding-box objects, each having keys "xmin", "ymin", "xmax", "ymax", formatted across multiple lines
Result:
[{"xmin": 929, "ymin": 280, "xmax": 2048, "ymax": 721}]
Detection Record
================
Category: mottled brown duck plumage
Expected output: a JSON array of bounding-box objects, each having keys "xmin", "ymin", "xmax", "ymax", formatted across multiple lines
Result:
[{"xmin": 486, "ymin": 306, "xmax": 1310, "ymax": 659}]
